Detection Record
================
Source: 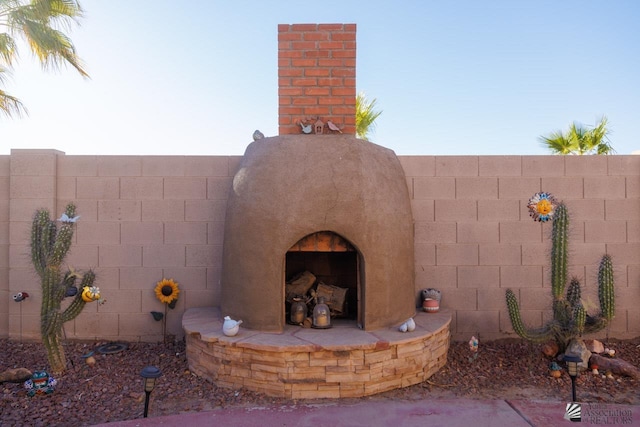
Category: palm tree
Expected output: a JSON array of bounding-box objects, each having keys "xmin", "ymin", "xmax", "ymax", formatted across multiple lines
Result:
[
  {"xmin": 356, "ymin": 91, "xmax": 382, "ymax": 141},
  {"xmin": 0, "ymin": 0, "xmax": 89, "ymax": 117},
  {"xmin": 539, "ymin": 116, "xmax": 615, "ymax": 155}
]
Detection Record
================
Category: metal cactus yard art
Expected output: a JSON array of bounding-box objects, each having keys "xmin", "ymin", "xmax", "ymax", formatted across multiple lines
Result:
[
  {"xmin": 505, "ymin": 193, "xmax": 615, "ymax": 352},
  {"xmin": 31, "ymin": 203, "xmax": 100, "ymax": 373}
]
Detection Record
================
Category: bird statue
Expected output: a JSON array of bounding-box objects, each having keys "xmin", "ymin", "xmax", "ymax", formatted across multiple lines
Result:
[
  {"xmin": 13, "ymin": 292, "xmax": 29, "ymax": 302},
  {"xmin": 298, "ymin": 121, "xmax": 312, "ymax": 134},
  {"xmin": 222, "ymin": 316, "xmax": 243, "ymax": 336},
  {"xmin": 252, "ymin": 130, "xmax": 265, "ymax": 141},
  {"xmin": 326, "ymin": 120, "xmax": 343, "ymax": 133}
]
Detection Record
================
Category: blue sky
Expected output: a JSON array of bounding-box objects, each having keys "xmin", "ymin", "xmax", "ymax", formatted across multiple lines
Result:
[{"xmin": 2, "ymin": 0, "xmax": 639, "ymax": 156}]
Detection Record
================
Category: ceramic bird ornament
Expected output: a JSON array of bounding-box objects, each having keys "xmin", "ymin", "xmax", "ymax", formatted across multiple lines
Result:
[
  {"xmin": 299, "ymin": 121, "xmax": 313, "ymax": 134},
  {"xmin": 222, "ymin": 316, "xmax": 243, "ymax": 336},
  {"xmin": 58, "ymin": 213, "xmax": 80, "ymax": 223},
  {"xmin": 252, "ymin": 130, "xmax": 265, "ymax": 141},
  {"xmin": 326, "ymin": 120, "xmax": 342, "ymax": 133},
  {"xmin": 398, "ymin": 317, "xmax": 416, "ymax": 332},
  {"xmin": 13, "ymin": 292, "xmax": 29, "ymax": 302}
]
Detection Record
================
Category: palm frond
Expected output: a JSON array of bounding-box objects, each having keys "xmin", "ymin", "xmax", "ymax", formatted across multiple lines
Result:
[
  {"xmin": 540, "ymin": 116, "xmax": 614, "ymax": 155},
  {"xmin": 0, "ymin": 32, "xmax": 17, "ymax": 64},
  {"xmin": 0, "ymin": 0, "xmax": 88, "ymax": 117},
  {"xmin": 539, "ymin": 130, "xmax": 575, "ymax": 155},
  {"xmin": 20, "ymin": 18, "xmax": 87, "ymax": 76},
  {"xmin": 356, "ymin": 91, "xmax": 382, "ymax": 141},
  {"xmin": 0, "ymin": 87, "xmax": 26, "ymax": 117}
]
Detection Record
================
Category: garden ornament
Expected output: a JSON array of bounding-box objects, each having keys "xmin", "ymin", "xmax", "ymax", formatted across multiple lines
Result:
[
  {"xmin": 222, "ymin": 316, "xmax": 243, "ymax": 336},
  {"xmin": 24, "ymin": 371, "xmax": 57, "ymax": 397}
]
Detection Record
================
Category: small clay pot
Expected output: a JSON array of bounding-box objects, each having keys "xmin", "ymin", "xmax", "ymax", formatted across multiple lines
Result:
[{"xmin": 423, "ymin": 298, "xmax": 439, "ymax": 313}]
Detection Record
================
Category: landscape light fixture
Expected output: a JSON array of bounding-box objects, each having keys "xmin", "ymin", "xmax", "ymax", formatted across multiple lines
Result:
[
  {"xmin": 140, "ymin": 366, "xmax": 162, "ymax": 418},
  {"xmin": 563, "ymin": 354, "xmax": 581, "ymax": 402}
]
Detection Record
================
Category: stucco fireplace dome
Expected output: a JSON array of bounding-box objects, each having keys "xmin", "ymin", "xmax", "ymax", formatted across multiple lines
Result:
[{"xmin": 220, "ymin": 134, "xmax": 415, "ymax": 331}]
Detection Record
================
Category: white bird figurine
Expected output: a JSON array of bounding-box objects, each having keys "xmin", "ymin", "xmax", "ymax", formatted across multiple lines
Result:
[
  {"xmin": 58, "ymin": 213, "xmax": 80, "ymax": 223},
  {"xmin": 398, "ymin": 322, "xmax": 408, "ymax": 333},
  {"xmin": 222, "ymin": 316, "xmax": 243, "ymax": 336},
  {"xmin": 252, "ymin": 130, "xmax": 264, "ymax": 141},
  {"xmin": 298, "ymin": 121, "xmax": 313, "ymax": 134},
  {"xmin": 326, "ymin": 120, "xmax": 342, "ymax": 133}
]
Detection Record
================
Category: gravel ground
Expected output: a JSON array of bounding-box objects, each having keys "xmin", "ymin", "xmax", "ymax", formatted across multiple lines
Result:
[{"xmin": 1, "ymin": 336, "xmax": 639, "ymax": 426}]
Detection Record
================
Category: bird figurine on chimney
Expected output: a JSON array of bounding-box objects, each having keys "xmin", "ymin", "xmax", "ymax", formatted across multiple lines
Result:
[
  {"xmin": 298, "ymin": 120, "xmax": 312, "ymax": 134},
  {"xmin": 326, "ymin": 120, "xmax": 343, "ymax": 134}
]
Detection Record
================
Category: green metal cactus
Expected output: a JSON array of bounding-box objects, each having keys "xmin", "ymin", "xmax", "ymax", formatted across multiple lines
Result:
[
  {"xmin": 31, "ymin": 203, "xmax": 98, "ymax": 374},
  {"xmin": 505, "ymin": 202, "xmax": 615, "ymax": 352}
]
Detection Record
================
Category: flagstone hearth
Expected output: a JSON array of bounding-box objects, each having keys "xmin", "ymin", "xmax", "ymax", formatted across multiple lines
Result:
[{"xmin": 183, "ymin": 307, "xmax": 451, "ymax": 399}]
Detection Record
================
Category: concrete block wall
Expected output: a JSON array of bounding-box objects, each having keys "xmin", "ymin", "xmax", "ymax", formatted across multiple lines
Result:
[
  {"xmin": 4, "ymin": 150, "xmax": 240, "ymax": 342},
  {"xmin": 0, "ymin": 155, "xmax": 9, "ymax": 336},
  {"xmin": 2, "ymin": 150, "xmax": 639, "ymax": 342},
  {"xmin": 400, "ymin": 155, "xmax": 640, "ymax": 341}
]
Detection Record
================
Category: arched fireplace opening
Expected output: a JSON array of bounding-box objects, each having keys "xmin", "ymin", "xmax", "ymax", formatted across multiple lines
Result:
[{"xmin": 285, "ymin": 231, "xmax": 360, "ymax": 326}]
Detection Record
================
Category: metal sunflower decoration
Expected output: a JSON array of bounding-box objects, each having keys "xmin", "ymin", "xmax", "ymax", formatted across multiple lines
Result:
[
  {"xmin": 527, "ymin": 192, "xmax": 558, "ymax": 222},
  {"xmin": 154, "ymin": 278, "xmax": 180, "ymax": 308},
  {"xmin": 152, "ymin": 278, "xmax": 180, "ymax": 342}
]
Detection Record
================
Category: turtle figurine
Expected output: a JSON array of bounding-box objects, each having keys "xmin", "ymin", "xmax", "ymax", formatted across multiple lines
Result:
[{"xmin": 549, "ymin": 361, "xmax": 562, "ymax": 379}]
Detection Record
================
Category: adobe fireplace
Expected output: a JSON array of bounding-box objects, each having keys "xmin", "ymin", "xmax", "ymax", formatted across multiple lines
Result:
[
  {"xmin": 183, "ymin": 23, "xmax": 451, "ymax": 399},
  {"xmin": 220, "ymin": 134, "xmax": 416, "ymax": 331}
]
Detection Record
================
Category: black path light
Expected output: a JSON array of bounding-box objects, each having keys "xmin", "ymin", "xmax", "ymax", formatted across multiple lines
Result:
[
  {"xmin": 564, "ymin": 354, "xmax": 581, "ymax": 402},
  {"xmin": 140, "ymin": 366, "xmax": 162, "ymax": 418}
]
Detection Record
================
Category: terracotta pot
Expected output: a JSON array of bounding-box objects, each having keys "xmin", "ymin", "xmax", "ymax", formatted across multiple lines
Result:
[{"xmin": 423, "ymin": 298, "xmax": 439, "ymax": 313}]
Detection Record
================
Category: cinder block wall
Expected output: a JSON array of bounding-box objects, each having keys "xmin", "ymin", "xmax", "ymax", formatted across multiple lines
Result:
[
  {"xmin": 400, "ymin": 155, "xmax": 640, "ymax": 341},
  {"xmin": 4, "ymin": 150, "xmax": 241, "ymax": 342},
  {"xmin": 278, "ymin": 23, "xmax": 356, "ymax": 135},
  {"xmin": 2, "ymin": 150, "xmax": 638, "ymax": 342},
  {"xmin": 0, "ymin": 155, "xmax": 9, "ymax": 336}
]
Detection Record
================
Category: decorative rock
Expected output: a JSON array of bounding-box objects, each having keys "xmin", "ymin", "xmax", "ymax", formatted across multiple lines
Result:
[
  {"xmin": 585, "ymin": 339, "xmax": 605, "ymax": 354},
  {"xmin": 541, "ymin": 340, "xmax": 559, "ymax": 358},
  {"xmin": 0, "ymin": 368, "xmax": 32, "ymax": 383},
  {"xmin": 406, "ymin": 318, "xmax": 416, "ymax": 332},
  {"xmin": 590, "ymin": 353, "xmax": 640, "ymax": 379},
  {"xmin": 566, "ymin": 339, "xmax": 591, "ymax": 369}
]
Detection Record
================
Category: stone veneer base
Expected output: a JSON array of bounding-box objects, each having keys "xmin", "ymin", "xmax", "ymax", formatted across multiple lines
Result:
[{"xmin": 183, "ymin": 307, "xmax": 451, "ymax": 399}]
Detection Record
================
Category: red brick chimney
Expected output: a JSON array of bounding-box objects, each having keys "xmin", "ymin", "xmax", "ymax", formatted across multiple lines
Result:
[{"xmin": 278, "ymin": 23, "xmax": 356, "ymax": 135}]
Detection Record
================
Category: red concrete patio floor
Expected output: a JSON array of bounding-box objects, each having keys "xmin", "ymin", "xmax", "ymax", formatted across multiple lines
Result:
[{"xmin": 95, "ymin": 398, "xmax": 639, "ymax": 426}]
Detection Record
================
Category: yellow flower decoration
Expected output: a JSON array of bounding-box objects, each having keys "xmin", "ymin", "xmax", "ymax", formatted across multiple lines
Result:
[
  {"xmin": 154, "ymin": 278, "xmax": 180, "ymax": 304},
  {"xmin": 81, "ymin": 286, "xmax": 101, "ymax": 303}
]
